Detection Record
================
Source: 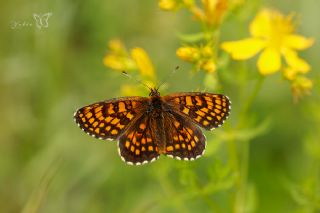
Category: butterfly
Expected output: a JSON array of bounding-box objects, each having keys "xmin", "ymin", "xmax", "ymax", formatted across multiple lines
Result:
[
  {"xmin": 33, "ymin": 13, "xmax": 52, "ymax": 29},
  {"xmin": 73, "ymin": 88, "xmax": 231, "ymax": 165}
]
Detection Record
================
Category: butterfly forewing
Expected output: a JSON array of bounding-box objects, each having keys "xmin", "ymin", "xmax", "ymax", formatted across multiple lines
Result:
[
  {"xmin": 118, "ymin": 115, "xmax": 160, "ymax": 165},
  {"xmin": 74, "ymin": 97, "xmax": 148, "ymax": 140},
  {"xmin": 163, "ymin": 92, "xmax": 231, "ymax": 130},
  {"xmin": 163, "ymin": 112, "xmax": 206, "ymax": 160}
]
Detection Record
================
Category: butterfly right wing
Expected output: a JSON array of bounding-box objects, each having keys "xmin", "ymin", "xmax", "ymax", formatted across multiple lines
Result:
[{"xmin": 74, "ymin": 97, "xmax": 148, "ymax": 140}]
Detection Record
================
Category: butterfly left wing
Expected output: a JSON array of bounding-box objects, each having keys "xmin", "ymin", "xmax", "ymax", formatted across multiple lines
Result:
[
  {"xmin": 74, "ymin": 97, "xmax": 148, "ymax": 140},
  {"xmin": 163, "ymin": 92, "xmax": 231, "ymax": 130}
]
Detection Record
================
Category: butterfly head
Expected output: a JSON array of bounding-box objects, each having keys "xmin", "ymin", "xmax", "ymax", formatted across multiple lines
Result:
[{"xmin": 149, "ymin": 88, "xmax": 160, "ymax": 97}]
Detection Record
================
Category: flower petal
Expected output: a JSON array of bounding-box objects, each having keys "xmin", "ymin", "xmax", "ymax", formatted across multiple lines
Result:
[
  {"xmin": 283, "ymin": 34, "xmax": 315, "ymax": 50},
  {"xmin": 221, "ymin": 38, "xmax": 265, "ymax": 60},
  {"xmin": 283, "ymin": 48, "xmax": 310, "ymax": 72},
  {"xmin": 131, "ymin": 48, "xmax": 156, "ymax": 81},
  {"xmin": 249, "ymin": 9, "xmax": 273, "ymax": 38},
  {"xmin": 257, "ymin": 48, "xmax": 281, "ymax": 75}
]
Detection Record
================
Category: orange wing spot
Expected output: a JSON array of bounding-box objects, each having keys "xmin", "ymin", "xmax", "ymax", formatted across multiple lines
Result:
[
  {"xmin": 101, "ymin": 133, "xmax": 105, "ymax": 136},
  {"xmin": 222, "ymin": 102, "xmax": 227, "ymax": 107},
  {"xmin": 186, "ymin": 132, "xmax": 191, "ymax": 140},
  {"xmin": 175, "ymin": 144, "xmax": 180, "ymax": 149},
  {"xmin": 81, "ymin": 118, "xmax": 86, "ymax": 122},
  {"xmin": 128, "ymin": 132, "xmax": 134, "ymax": 139},
  {"xmin": 204, "ymin": 96, "xmax": 213, "ymax": 102},
  {"xmin": 111, "ymin": 118, "xmax": 120, "ymax": 125},
  {"xmin": 214, "ymin": 109, "xmax": 221, "ymax": 114},
  {"xmin": 210, "ymin": 112, "xmax": 216, "ymax": 117},
  {"xmin": 79, "ymin": 113, "xmax": 84, "ymax": 118},
  {"xmin": 195, "ymin": 96, "xmax": 202, "ymax": 106},
  {"xmin": 94, "ymin": 106, "xmax": 103, "ymax": 113},
  {"xmin": 201, "ymin": 107, "xmax": 209, "ymax": 113},
  {"xmin": 203, "ymin": 120, "xmax": 209, "ymax": 126},
  {"xmin": 94, "ymin": 128, "xmax": 100, "ymax": 134},
  {"xmin": 89, "ymin": 127, "xmax": 94, "ymax": 131},
  {"xmin": 186, "ymin": 128, "xmax": 193, "ymax": 134},
  {"xmin": 141, "ymin": 146, "xmax": 146, "ymax": 151},
  {"xmin": 215, "ymin": 99, "xmax": 222, "ymax": 105},
  {"xmin": 166, "ymin": 146, "xmax": 174, "ymax": 152},
  {"xmin": 139, "ymin": 123, "xmax": 146, "ymax": 130},
  {"xmin": 175, "ymin": 98, "xmax": 180, "ymax": 103},
  {"xmin": 191, "ymin": 141, "xmax": 196, "ymax": 147},
  {"xmin": 216, "ymin": 104, "xmax": 222, "ymax": 110},
  {"xmin": 95, "ymin": 111, "xmax": 102, "ymax": 118},
  {"xmin": 173, "ymin": 135, "xmax": 179, "ymax": 141},
  {"xmin": 111, "ymin": 129, "xmax": 118, "ymax": 135},
  {"xmin": 107, "ymin": 104, "xmax": 115, "ymax": 114},
  {"xmin": 92, "ymin": 121, "xmax": 99, "ymax": 127},
  {"xmin": 99, "ymin": 123, "xmax": 105, "ymax": 127},
  {"xmin": 148, "ymin": 146, "xmax": 154, "ymax": 151},
  {"xmin": 141, "ymin": 138, "xmax": 146, "ymax": 144},
  {"xmin": 207, "ymin": 116, "xmax": 212, "ymax": 121},
  {"xmin": 186, "ymin": 96, "xmax": 193, "ymax": 106},
  {"xmin": 194, "ymin": 136, "xmax": 199, "ymax": 142},
  {"xmin": 125, "ymin": 141, "xmax": 130, "ymax": 148},
  {"xmin": 155, "ymin": 147, "xmax": 159, "ymax": 152},
  {"xmin": 196, "ymin": 110, "xmax": 205, "ymax": 117},
  {"xmin": 195, "ymin": 116, "xmax": 201, "ymax": 122},
  {"xmin": 130, "ymin": 145, "xmax": 135, "ymax": 152},
  {"xmin": 105, "ymin": 116, "xmax": 113, "ymax": 122},
  {"xmin": 132, "ymin": 136, "xmax": 137, "ymax": 144},
  {"xmin": 116, "ymin": 123, "xmax": 125, "ymax": 129},
  {"xmin": 135, "ymin": 149, "xmax": 140, "ymax": 155},
  {"xmin": 126, "ymin": 112, "xmax": 134, "ymax": 120},
  {"xmin": 85, "ymin": 112, "xmax": 93, "ymax": 119},
  {"xmin": 181, "ymin": 143, "xmax": 186, "ymax": 149},
  {"xmin": 207, "ymin": 105, "xmax": 213, "ymax": 110},
  {"xmin": 221, "ymin": 113, "xmax": 225, "ymax": 117},
  {"xmin": 187, "ymin": 144, "xmax": 192, "ymax": 151},
  {"xmin": 88, "ymin": 118, "xmax": 95, "ymax": 124},
  {"xmin": 118, "ymin": 102, "xmax": 126, "ymax": 112},
  {"xmin": 131, "ymin": 102, "xmax": 137, "ymax": 108},
  {"xmin": 147, "ymin": 138, "xmax": 152, "ymax": 143},
  {"xmin": 105, "ymin": 126, "xmax": 111, "ymax": 131},
  {"xmin": 216, "ymin": 115, "xmax": 222, "ymax": 121},
  {"xmin": 179, "ymin": 135, "xmax": 184, "ymax": 141},
  {"xmin": 174, "ymin": 121, "xmax": 180, "ymax": 128},
  {"xmin": 136, "ymin": 142, "xmax": 140, "ymax": 147},
  {"xmin": 182, "ymin": 107, "xmax": 190, "ymax": 115},
  {"xmin": 84, "ymin": 124, "xmax": 89, "ymax": 128}
]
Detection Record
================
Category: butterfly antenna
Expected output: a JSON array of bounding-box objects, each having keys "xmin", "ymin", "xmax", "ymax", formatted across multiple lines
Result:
[
  {"xmin": 157, "ymin": 66, "xmax": 179, "ymax": 91},
  {"xmin": 122, "ymin": 71, "xmax": 152, "ymax": 90}
]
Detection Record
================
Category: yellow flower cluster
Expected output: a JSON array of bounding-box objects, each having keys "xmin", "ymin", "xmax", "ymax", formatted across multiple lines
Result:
[
  {"xmin": 221, "ymin": 9, "xmax": 314, "ymax": 101},
  {"xmin": 103, "ymin": 39, "xmax": 156, "ymax": 86},
  {"xmin": 176, "ymin": 45, "xmax": 217, "ymax": 73}
]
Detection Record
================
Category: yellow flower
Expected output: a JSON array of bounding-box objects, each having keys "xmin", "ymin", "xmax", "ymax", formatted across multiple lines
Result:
[
  {"xmin": 131, "ymin": 47, "xmax": 156, "ymax": 83},
  {"xmin": 291, "ymin": 76, "xmax": 313, "ymax": 102},
  {"xmin": 159, "ymin": 0, "xmax": 179, "ymax": 11},
  {"xmin": 201, "ymin": 0, "xmax": 228, "ymax": 26},
  {"xmin": 283, "ymin": 66, "xmax": 308, "ymax": 81},
  {"xmin": 221, "ymin": 9, "xmax": 314, "ymax": 75},
  {"xmin": 176, "ymin": 45, "xmax": 217, "ymax": 73}
]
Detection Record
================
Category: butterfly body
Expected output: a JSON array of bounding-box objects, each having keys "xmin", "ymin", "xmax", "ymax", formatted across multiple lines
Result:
[{"xmin": 74, "ymin": 89, "xmax": 231, "ymax": 165}]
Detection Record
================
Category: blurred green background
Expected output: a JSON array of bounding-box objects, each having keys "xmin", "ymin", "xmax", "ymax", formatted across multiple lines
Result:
[{"xmin": 1, "ymin": 0, "xmax": 319, "ymax": 212}]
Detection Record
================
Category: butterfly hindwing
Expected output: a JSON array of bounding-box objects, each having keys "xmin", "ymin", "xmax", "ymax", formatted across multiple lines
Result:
[
  {"xmin": 118, "ymin": 115, "xmax": 160, "ymax": 165},
  {"xmin": 163, "ymin": 111, "xmax": 206, "ymax": 160},
  {"xmin": 74, "ymin": 97, "xmax": 148, "ymax": 140},
  {"xmin": 163, "ymin": 92, "xmax": 231, "ymax": 130}
]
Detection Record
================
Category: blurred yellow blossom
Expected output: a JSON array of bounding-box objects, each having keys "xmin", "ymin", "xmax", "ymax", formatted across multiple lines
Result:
[
  {"xmin": 159, "ymin": 0, "xmax": 179, "ymax": 11},
  {"xmin": 291, "ymin": 76, "xmax": 313, "ymax": 102},
  {"xmin": 103, "ymin": 39, "xmax": 136, "ymax": 71},
  {"xmin": 283, "ymin": 66, "xmax": 308, "ymax": 81},
  {"xmin": 221, "ymin": 9, "xmax": 314, "ymax": 75},
  {"xmin": 177, "ymin": 45, "xmax": 217, "ymax": 73},
  {"xmin": 131, "ymin": 47, "xmax": 156, "ymax": 84}
]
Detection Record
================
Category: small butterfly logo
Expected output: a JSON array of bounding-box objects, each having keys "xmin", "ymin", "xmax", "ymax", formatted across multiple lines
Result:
[{"xmin": 33, "ymin": 13, "xmax": 52, "ymax": 29}]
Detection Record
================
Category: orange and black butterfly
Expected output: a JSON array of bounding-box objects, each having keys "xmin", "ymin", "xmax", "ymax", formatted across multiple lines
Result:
[{"xmin": 74, "ymin": 88, "xmax": 231, "ymax": 165}]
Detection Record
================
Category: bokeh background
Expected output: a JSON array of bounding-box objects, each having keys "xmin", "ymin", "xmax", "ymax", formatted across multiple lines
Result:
[{"xmin": 1, "ymin": 0, "xmax": 319, "ymax": 212}]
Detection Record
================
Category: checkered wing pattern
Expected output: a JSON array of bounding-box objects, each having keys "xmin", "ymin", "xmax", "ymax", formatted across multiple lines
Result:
[
  {"xmin": 118, "ymin": 116, "xmax": 160, "ymax": 165},
  {"xmin": 74, "ymin": 97, "xmax": 148, "ymax": 140},
  {"xmin": 163, "ymin": 92, "xmax": 231, "ymax": 130},
  {"xmin": 163, "ymin": 111, "xmax": 206, "ymax": 160}
]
